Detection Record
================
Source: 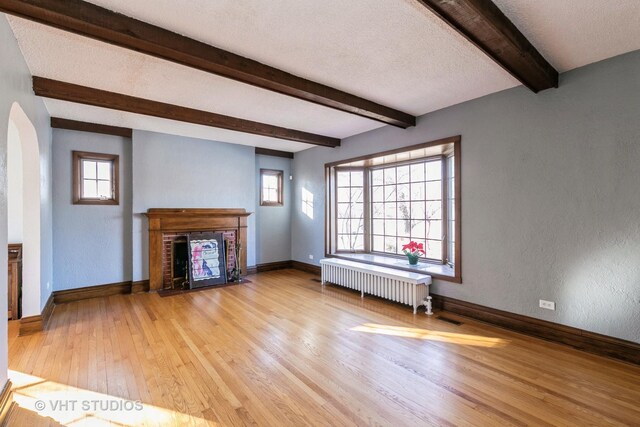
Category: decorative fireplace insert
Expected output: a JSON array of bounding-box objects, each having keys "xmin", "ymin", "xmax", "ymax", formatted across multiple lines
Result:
[{"xmin": 145, "ymin": 208, "xmax": 251, "ymax": 291}]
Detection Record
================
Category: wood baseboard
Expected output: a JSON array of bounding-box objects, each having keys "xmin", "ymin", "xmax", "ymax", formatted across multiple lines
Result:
[
  {"xmin": 18, "ymin": 293, "xmax": 55, "ymax": 336},
  {"xmin": 245, "ymin": 265, "xmax": 258, "ymax": 275},
  {"xmin": 256, "ymin": 260, "xmax": 293, "ymax": 273},
  {"xmin": 131, "ymin": 280, "xmax": 150, "ymax": 294},
  {"xmin": 432, "ymin": 294, "xmax": 640, "ymax": 366},
  {"xmin": 0, "ymin": 381, "xmax": 14, "ymax": 426},
  {"xmin": 254, "ymin": 259, "xmax": 321, "ymax": 275},
  {"xmin": 53, "ymin": 281, "xmax": 131, "ymax": 304},
  {"xmin": 290, "ymin": 260, "xmax": 321, "ymax": 275}
]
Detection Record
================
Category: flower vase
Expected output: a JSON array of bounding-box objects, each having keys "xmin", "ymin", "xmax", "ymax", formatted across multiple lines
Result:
[{"xmin": 406, "ymin": 253, "xmax": 419, "ymax": 266}]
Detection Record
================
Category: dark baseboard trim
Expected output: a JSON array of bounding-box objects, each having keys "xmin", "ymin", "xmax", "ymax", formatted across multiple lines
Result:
[
  {"xmin": 256, "ymin": 260, "xmax": 293, "ymax": 273},
  {"xmin": 131, "ymin": 280, "xmax": 150, "ymax": 294},
  {"xmin": 18, "ymin": 293, "xmax": 55, "ymax": 336},
  {"xmin": 0, "ymin": 380, "xmax": 14, "ymax": 425},
  {"xmin": 245, "ymin": 265, "xmax": 258, "ymax": 275},
  {"xmin": 432, "ymin": 294, "xmax": 640, "ymax": 366},
  {"xmin": 290, "ymin": 260, "xmax": 321, "ymax": 275},
  {"xmin": 254, "ymin": 259, "xmax": 321, "ymax": 275},
  {"xmin": 53, "ymin": 281, "xmax": 131, "ymax": 304}
]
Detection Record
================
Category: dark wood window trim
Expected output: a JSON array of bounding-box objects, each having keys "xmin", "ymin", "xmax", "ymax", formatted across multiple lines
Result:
[
  {"xmin": 72, "ymin": 151, "xmax": 119, "ymax": 205},
  {"xmin": 325, "ymin": 136, "xmax": 461, "ymax": 283},
  {"xmin": 260, "ymin": 169, "xmax": 284, "ymax": 207}
]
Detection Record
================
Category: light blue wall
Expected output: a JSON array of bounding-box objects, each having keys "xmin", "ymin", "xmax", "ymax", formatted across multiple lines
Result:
[
  {"xmin": 255, "ymin": 155, "xmax": 292, "ymax": 264},
  {"xmin": 52, "ymin": 130, "xmax": 132, "ymax": 290},
  {"xmin": 131, "ymin": 130, "xmax": 256, "ymax": 281},
  {"xmin": 0, "ymin": 15, "xmax": 53, "ymax": 385},
  {"xmin": 291, "ymin": 50, "xmax": 640, "ymax": 343}
]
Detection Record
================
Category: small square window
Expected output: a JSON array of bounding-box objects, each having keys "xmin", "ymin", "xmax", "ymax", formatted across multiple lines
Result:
[
  {"xmin": 73, "ymin": 151, "xmax": 119, "ymax": 205},
  {"xmin": 260, "ymin": 169, "xmax": 283, "ymax": 206}
]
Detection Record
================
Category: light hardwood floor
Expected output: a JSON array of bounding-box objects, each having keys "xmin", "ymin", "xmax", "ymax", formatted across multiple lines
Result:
[{"xmin": 7, "ymin": 269, "xmax": 640, "ymax": 426}]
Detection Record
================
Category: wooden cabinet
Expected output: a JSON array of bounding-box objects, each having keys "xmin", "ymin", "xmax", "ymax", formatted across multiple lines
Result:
[{"xmin": 8, "ymin": 244, "xmax": 22, "ymax": 320}]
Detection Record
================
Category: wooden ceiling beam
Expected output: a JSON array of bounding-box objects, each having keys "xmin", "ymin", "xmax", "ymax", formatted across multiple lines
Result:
[
  {"xmin": 51, "ymin": 117, "xmax": 132, "ymax": 138},
  {"xmin": 415, "ymin": 0, "xmax": 558, "ymax": 92},
  {"xmin": 0, "ymin": 0, "xmax": 415, "ymax": 128},
  {"xmin": 255, "ymin": 147, "xmax": 294, "ymax": 159},
  {"xmin": 34, "ymin": 77, "xmax": 340, "ymax": 147}
]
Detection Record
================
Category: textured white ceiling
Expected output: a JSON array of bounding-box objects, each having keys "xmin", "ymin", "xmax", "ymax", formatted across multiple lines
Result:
[
  {"xmin": 493, "ymin": 0, "xmax": 640, "ymax": 72},
  {"xmin": 6, "ymin": 0, "xmax": 640, "ymax": 151}
]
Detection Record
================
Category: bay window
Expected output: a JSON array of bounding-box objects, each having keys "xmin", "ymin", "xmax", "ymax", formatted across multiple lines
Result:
[{"xmin": 325, "ymin": 136, "xmax": 461, "ymax": 282}]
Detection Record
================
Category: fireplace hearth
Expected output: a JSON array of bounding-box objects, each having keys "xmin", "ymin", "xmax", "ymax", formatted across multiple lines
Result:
[{"xmin": 146, "ymin": 208, "xmax": 252, "ymax": 291}]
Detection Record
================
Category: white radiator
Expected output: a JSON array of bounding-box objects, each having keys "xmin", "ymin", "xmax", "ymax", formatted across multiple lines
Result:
[{"xmin": 320, "ymin": 258, "xmax": 433, "ymax": 314}]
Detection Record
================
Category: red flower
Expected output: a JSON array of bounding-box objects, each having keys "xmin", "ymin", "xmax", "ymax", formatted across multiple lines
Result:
[{"xmin": 402, "ymin": 241, "xmax": 425, "ymax": 255}]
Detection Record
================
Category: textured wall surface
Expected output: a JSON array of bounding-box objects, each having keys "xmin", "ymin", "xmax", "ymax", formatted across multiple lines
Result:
[
  {"xmin": 7, "ymin": 121, "xmax": 23, "ymax": 243},
  {"xmin": 255, "ymin": 155, "xmax": 292, "ymax": 264},
  {"xmin": 292, "ymin": 50, "xmax": 640, "ymax": 343},
  {"xmin": 131, "ymin": 130, "xmax": 256, "ymax": 281},
  {"xmin": 0, "ymin": 15, "xmax": 53, "ymax": 386},
  {"xmin": 52, "ymin": 129, "xmax": 132, "ymax": 290}
]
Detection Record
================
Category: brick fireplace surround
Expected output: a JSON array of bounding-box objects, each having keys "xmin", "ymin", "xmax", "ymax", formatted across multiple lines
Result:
[{"xmin": 145, "ymin": 208, "xmax": 252, "ymax": 291}]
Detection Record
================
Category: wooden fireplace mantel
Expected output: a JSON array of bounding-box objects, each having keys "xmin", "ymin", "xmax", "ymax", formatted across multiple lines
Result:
[{"xmin": 145, "ymin": 208, "xmax": 252, "ymax": 290}]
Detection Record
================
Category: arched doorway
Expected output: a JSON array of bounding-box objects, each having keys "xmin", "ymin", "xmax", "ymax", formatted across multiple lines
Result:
[{"xmin": 7, "ymin": 102, "xmax": 41, "ymax": 317}]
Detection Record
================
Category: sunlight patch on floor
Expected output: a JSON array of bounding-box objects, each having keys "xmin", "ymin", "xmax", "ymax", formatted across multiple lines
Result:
[
  {"xmin": 350, "ymin": 323, "xmax": 509, "ymax": 347},
  {"xmin": 9, "ymin": 370, "xmax": 216, "ymax": 426}
]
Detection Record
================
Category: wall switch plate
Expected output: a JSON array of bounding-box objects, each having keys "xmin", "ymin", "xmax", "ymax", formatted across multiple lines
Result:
[
  {"xmin": 309, "ymin": 254, "xmax": 314, "ymax": 260},
  {"xmin": 539, "ymin": 299, "xmax": 556, "ymax": 310}
]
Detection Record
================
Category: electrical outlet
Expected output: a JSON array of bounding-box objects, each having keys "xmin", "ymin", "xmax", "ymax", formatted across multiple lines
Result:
[
  {"xmin": 309, "ymin": 254, "xmax": 314, "ymax": 260},
  {"xmin": 539, "ymin": 299, "xmax": 555, "ymax": 310}
]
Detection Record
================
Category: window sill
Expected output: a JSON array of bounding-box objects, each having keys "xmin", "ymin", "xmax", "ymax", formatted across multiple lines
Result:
[{"xmin": 330, "ymin": 253, "xmax": 461, "ymax": 283}]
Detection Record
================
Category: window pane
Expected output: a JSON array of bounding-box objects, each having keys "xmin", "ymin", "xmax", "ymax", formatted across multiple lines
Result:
[
  {"xmin": 384, "ymin": 185, "xmax": 396, "ymax": 201},
  {"xmin": 411, "ymin": 220, "xmax": 426, "ymax": 238},
  {"xmin": 384, "ymin": 219, "xmax": 396, "ymax": 235},
  {"xmin": 372, "ymin": 219, "xmax": 384, "ymax": 234},
  {"xmin": 371, "ymin": 186, "xmax": 383, "ymax": 202},
  {"xmin": 384, "ymin": 203, "xmax": 396, "ymax": 218},
  {"xmin": 397, "ymin": 201, "xmax": 410, "ymax": 220},
  {"xmin": 350, "ymin": 188, "xmax": 363, "ymax": 203},
  {"xmin": 352, "ymin": 235, "xmax": 364, "ymax": 251},
  {"xmin": 83, "ymin": 179, "xmax": 97, "ymax": 197},
  {"xmin": 337, "ymin": 234, "xmax": 351, "ymax": 250},
  {"xmin": 337, "ymin": 218, "xmax": 350, "ymax": 234},
  {"xmin": 372, "ymin": 235, "xmax": 384, "ymax": 251},
  {"xmin": 396, "ymin": 165, "xmax": 410, "ymax": 183},
  {"xmin": 83, "ymin": 160, "xmax": 97, "ymax": 179},
  {"xmin": 350, "ymin": 219, "xmax": 363, "ymax": 234},
  {"xmin": 337, "ymin": 203, "xmax": 350, "ymax": 218},
  {"xmin": 97, "ymin": 181, "xmax": 112, "ymax": 198},
  {"xmin": 384, "ymin": 168, "xmax": 395, "ymax": 185},
  {"xmin": 426, "ymin": 161, "xmax": 442, "ymax": 181},
  {"xmin": 426, "ymin": 201, "xmax": 442, "ymax": 220},
  {"xmin": 397, "ymin": 219, "xmax": 411, "ymax": 237},
  {"xmin": 372, "ymin": 203, "xmax": 384, "ymax": 218},
  {"xmin": 411, "ymin": 201, "xmax": 425, "ymax": 220},
  {"xmin": 371, "ymin": 169, "xmax": 383, "ymax": 186},
  {"xmin": 411, "ymin": 182, "xmax": 425, "ymax": 200},
  {"xmin": 350, "ymin": 203, "xmax": 364, "ymax": 220},
  {"xmin": 350, "ymin": 171, "xmax": 363, "ymax": 187},
  {"xmin": 337, "ymin": 188, "xmax": 350, "ymax": 202},
  {"xmin": 426, "ymin": 181, "xmax": 442, "ymax": 200},
  {"xmin": 266, "ymin": 175, "xmax": 277, "ymax": 187},
  {"xmin": 396, "ymin": 184, "xmax": 409, "ymax": 201},
  {"xmin": 337, "ymin": 171, "xmax": 350, "ymax": 187},
  {"xmin": 410, "ymin": 163, "xmax": 424, "ymax": 182},
  {"xmin": 425, "ymin": 239, "xmax": 442, "ymax": 260},
  {"xmin": 384, "ymin": 236, "xmax": 397, "ymax": 253},
  {"xmin": 427, "ymin": 220, "xmax": 442, "ymax": 239},
  {"xmin": 97, "ymin": 161, "xmax": 111, "ymax": 180}
]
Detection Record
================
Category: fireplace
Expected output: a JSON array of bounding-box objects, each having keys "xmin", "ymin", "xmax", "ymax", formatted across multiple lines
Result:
[{"xmin": 146, "ymin": 208, "xmax": 252, "ymax": 291}]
